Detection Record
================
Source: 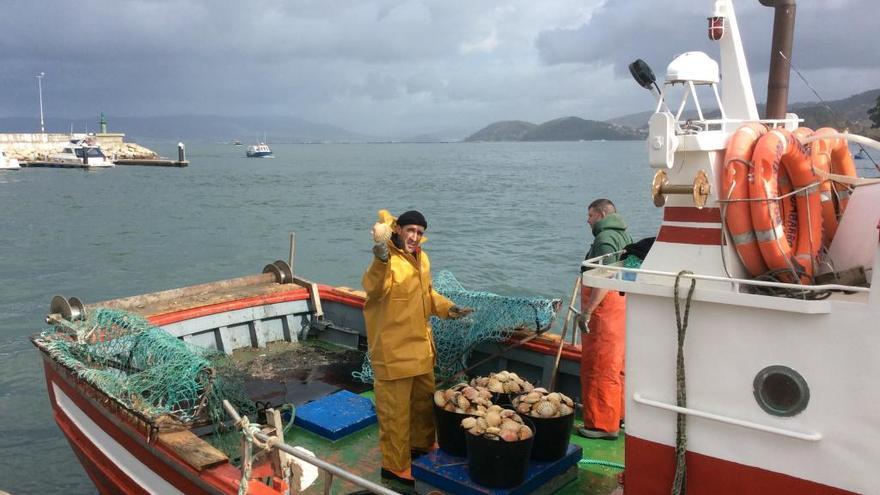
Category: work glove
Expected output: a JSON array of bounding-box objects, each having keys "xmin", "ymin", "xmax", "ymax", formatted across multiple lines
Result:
[
  {"xmin": 576, "ymin": 313, "xmax": 591, "ymax": 333},
  {"xmin": 371, "ymin": 222, "xmax": 391, "ymax": 262},
  {"xmin": 448, "ymin": 306, "xmax": 474, "ymax": 319}
]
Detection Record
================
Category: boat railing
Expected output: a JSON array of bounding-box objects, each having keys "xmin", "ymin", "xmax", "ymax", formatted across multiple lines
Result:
[
  {"xmin": 672, "ymin": 116, "xmax": 800, "ymax": 134},
  {"xmin": 581, "ymin": 252, "xmax": 869, "ymax": 295},
  {"xmin": 222, "ymin": 401, "xmax": 401, "ymax": 495}
]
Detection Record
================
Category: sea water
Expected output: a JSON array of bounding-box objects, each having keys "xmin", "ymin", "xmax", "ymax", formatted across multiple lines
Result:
[{"xmin": 0, "ymin": 140, "xmax": 658, "ymax": 493}]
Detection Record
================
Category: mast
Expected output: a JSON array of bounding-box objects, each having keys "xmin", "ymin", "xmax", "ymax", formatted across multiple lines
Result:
[{"xmin": 759, "ymin": 0, "xmax": 796, "ymax": 120}]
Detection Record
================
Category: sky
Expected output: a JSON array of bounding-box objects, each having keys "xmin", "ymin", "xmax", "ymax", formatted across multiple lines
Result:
[{"xmin": 1, "ymin": 0, "xmax": 878, "ymax": 137}]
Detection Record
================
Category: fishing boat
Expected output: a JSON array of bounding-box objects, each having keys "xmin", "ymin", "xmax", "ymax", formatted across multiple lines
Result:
[
  {"xmin": 246, "ymin": 142, "xmax": 274, "ymax": 158},
  {"xmin": 0, "ymin": 148, "xmax": 20, "ymax": 170},
  {"xmin": 33, "ymin": 261, "xmax": 597, "ymax": 494},
  {"xmin": 47, "ymin": 138, "xmax": 115, "ymax": 168},
  {"xmin": 30, "ymin": 1, "xmax": 880, "ymax": 494}
]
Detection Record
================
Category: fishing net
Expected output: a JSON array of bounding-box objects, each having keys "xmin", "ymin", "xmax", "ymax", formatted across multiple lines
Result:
[
  {"xmin": 353, "ymin": 270, "xmax": 561, "ymax": 384},
  {"xmin": 37, "ymin": 308, "xmax": 255, "ymax": 427}
]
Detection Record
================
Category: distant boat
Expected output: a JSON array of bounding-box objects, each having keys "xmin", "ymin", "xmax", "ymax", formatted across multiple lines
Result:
[
  {"xmin": 0, "ymin": 148, "xmax": 21, "ymax": 170},
  {"xmin": 246, "ymin": 142, "xmax": 273, "ymax": 158},
  {"xmin": 48, "ymin": 138, "xmax": 114, "ymax": 168},
  {"xmin": 233, "ymin": 140, "xmax": 243, "ymax": 146},
  {"xmin": 854, "ymin": 149, "xmax": 867, "ymax": 160}
]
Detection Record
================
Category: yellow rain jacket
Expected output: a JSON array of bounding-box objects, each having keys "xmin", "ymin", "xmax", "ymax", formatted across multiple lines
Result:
[{"xmin": 362, "ymin": 225, "xmax": 455, "ymax": 381}]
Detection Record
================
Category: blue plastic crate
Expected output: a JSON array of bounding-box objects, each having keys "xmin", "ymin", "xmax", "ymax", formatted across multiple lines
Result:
[
  {"xmin": 412, "ymin": 442, "xmax": 582, "ymax": 495},
  {"xmin": 292, "ymin": 390, "xmax": 377, "ymax": 440}
]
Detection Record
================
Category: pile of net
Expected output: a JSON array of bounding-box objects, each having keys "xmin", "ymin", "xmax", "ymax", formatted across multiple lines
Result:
[
  {"xmin": 353, "ymin": 270, "xmax": 561, "ymax": 383},
  {"xmin": 38, "ymin": 308, "xmax": 254, "ymax": 427}
]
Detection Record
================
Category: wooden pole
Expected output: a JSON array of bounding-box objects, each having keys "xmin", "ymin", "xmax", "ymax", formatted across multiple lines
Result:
[{"xmin": 550, "ymin": 274, "xmax": 582, "ymax": 391}]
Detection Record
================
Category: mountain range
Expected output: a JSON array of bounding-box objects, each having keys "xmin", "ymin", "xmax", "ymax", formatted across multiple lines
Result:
[{"xmin": 1, "ymin": 89, "xmax": 876, "ymax": 143}]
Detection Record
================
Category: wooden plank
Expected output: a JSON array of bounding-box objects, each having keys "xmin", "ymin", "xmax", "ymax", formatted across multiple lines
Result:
[{"xmin": 157, "ymin": 430, "xmax": 228, "ymax": 471}]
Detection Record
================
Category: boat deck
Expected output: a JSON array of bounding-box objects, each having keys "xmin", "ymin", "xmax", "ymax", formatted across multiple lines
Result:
[{"xmin": 209, "ymin": 340, "xmax": 623, "ymax": 495}]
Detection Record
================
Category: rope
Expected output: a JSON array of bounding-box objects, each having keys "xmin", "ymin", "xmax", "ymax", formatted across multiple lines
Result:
[
  {"xmin": 236, "ymin": 416, "xmax": 269, "ymax": 495},
  {"xmin": 671, "ymin": 271, "xmax": 696, "ymax": 495}
]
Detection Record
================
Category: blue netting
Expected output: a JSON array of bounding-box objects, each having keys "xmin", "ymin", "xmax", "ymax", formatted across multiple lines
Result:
[{"xmin": 353, "ymin": 270, "xmax": 560, "ymax": 383}]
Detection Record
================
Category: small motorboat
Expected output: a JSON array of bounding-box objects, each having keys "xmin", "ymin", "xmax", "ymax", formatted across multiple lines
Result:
[{"xmin": 246, "ymin": 142, "xmax": 273, "ymax": 158}]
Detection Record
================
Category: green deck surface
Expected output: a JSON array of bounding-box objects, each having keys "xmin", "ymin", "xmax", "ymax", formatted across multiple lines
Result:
[
  {"xmin": 221, "ymin": 341, "xmax": 622, "ymax": 494},
  {"xmin": 215, "ymin": 390, "xmax": 623, "ymax": 494}
]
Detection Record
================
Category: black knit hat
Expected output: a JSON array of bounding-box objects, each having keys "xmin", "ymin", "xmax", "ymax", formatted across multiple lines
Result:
[{"xmin": 397, "ymin": 210, "xmax": 427, "ymax": 229}]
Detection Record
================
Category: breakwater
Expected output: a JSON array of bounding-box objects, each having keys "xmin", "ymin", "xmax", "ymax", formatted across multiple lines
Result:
[{"xmin": 0, "ymin": 132, "xmax": 157, "ymax": 161}]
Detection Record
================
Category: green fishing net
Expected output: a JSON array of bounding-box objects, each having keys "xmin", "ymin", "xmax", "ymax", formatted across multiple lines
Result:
[
  {"xmin": 353, "ymin": 270, "xmax": 561, "ymax": 384},
  {"xmin": 38, "ymin": 308, "xmax": 254, "ymax": 427}
]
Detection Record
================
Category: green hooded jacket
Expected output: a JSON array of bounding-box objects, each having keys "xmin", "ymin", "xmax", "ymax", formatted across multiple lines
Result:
[{"xmin": 586, "ymin": 213, "xmax": 633, "ymax": 264}]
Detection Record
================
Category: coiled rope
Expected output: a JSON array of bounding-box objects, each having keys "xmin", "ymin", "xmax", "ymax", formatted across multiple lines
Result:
[{"xmin": 672, "ymin": 271, "xmax": 696, "ymax": 495}]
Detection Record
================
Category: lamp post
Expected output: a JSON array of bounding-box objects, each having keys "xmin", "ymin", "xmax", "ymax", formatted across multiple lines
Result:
[{"xmin": 35, "ymin": 72, "xmax": 45, "ymax": 133}]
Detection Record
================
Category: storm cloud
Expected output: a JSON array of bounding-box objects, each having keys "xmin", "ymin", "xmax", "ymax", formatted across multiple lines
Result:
[{"xmin": 1, "ymin": 0, "xmax": 877, "ymax": 137}]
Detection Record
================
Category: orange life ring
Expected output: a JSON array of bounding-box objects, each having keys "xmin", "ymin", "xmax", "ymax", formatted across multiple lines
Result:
[
  {"xmin": 722, "ymin": 123, "xmax": 768, "ymax": 277},
  {"xmin": 778, "ymin": 128, "xmax": 815, "ymax": 252},
  {"xmin": 749, "ymin": 128, "xmax": 823, "ymax": 284},
  {"xmin": 810, "ymin": 127, "xmax": 857, "ymax": 246}
]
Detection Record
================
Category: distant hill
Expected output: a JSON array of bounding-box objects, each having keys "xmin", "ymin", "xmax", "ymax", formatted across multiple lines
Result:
[
  {"xmin": 465, "ymin": 117, "xmax": 643, "ymax": 142},
  {"xmin": 0, "ymin": 115, "xmax": 373, "ymax": 143},
  {"xmin": 605, "ymin": 89, "xmax": 880, "ymax": 138},
  {"xmin": 465, "ymin": 120, "xmax": 537, "ymax": 142}
]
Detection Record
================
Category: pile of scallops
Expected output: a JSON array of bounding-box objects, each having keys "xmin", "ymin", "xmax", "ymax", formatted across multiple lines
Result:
[
  {"xmin": 470, "ymin": 371, "xmax": 534, "ymax": 395},
  {"xmin": 511, "ymin": 389, "xmax": 575, "ymax": 418},
  {"xmin": 460, "ymin": 405, "xmax": 533, "ymax": 442},
  {"xmin": 433, "ymin": 383, "xmax": 494, "ymax": 415}
]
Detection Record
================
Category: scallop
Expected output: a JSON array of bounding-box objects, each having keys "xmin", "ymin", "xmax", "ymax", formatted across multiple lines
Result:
[
  {"xmin": 505, "ymin": 381, "xmax": 522, "ymax": 394},
  {"xmin": 501, "ymin": 419, "xmax": 521, "ymax": 432},
  {"xmin": 515, "ymin": 402, "xmax": 531, "ymax": 414},
  {"xmin": 521, "ymin": 392, "xmax": 542, "ymax": 404},
  {"xmin": 485, "ymin": 411, "xmax": 502, "ymax": 427},
  {"xmin": 533, "ymin": 400, "xmax": 557, "ymax": 418},
  {"xmin": 500, "ymin": 430, "xmax": 519, "ymax": 442},
  {"xmin": 558, "ymin": 404, "xmax": 573, "ymax": 416},
  {"xmin": 456, "ymin": 395, "xmax": 471, "ymax": 410},
  {"xmin": 518, "ymin": 425, "xmax": 533, "ymax": 440},
  {"xmin": 433, "ymin": 391, "xmax": 446, "ymax": 407},
  {"xmin": 487, "ymin": 378, "xmax": 504, "ymax": 393},
  {"xmin": 461, "ymin": 417, "xmax": 477, "ymax": 429},
  {"xmin": 462, "ymin": 386, "xmax": 479, "ymax": 401},
  {"xmin": 486, "ymin": 426, "xmax": 502, "ymax": 435}
]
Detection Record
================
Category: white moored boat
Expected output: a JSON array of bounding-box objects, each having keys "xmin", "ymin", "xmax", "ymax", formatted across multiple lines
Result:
[
  {"xmin": 0, "ymin": 148, "xmax": 21, "ymax": 170},
  {"xmin": 48, "ymin": 138, "xmax": 115, "ymax": 168}
]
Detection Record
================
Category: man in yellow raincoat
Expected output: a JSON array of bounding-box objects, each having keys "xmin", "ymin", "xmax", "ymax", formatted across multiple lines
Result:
[{"xmin": 362, "ymin": 209, "xmax": 472, "ymax": 486}]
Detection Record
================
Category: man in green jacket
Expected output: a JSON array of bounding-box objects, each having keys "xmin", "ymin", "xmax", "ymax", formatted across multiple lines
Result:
[{"xmin": 576, "ymin": 198, "xmax": 632, "ymax": 439}]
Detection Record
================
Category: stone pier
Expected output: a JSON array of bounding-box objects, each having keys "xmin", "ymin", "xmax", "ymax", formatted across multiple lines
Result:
[{"xmin": 0, "ymin": 132, "xmax": 158, "ymax": 161}]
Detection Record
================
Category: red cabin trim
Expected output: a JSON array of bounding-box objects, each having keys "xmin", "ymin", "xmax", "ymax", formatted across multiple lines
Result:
[{"xmin": 657, "ymin": 225, "xmax": 723, "ymax": 245}]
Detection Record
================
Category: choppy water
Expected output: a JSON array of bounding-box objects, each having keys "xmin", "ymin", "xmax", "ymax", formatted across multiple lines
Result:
[{"xmin": 0, "ymin": 140, "xmax": 659, "ymax": 493}]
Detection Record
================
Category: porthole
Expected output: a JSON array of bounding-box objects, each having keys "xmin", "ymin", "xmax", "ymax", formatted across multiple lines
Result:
[{"xmin": 753, "ymin": 365, "xmax": 809, "ymax": 417}]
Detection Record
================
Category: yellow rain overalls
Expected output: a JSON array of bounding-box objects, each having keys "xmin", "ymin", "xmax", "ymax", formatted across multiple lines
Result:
[{"xmin": 362, "ymin": 235, "xmax": 454, "ymax": 473}]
